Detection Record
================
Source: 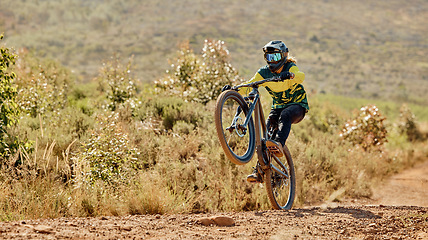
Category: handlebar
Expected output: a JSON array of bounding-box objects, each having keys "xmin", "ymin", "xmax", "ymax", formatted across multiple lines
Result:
[{"xmin": 232, "ymin": 77, "xmax": 283, "ymax": 91}]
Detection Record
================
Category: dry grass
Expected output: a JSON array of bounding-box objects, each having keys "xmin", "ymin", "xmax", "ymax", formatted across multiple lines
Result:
[
  {"xmin": 1, "ymin": 0, "xmax": 427, "ymax": 219},
  {"xmin": 1, "ymin": 91, "xmax": 427, "ymax": 221}
]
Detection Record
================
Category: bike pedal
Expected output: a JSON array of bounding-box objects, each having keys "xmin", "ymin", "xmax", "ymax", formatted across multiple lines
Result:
[
  {"xmin": 246, "ymin": 178, "xmax": 261, "ymax": 183},
  {"xmin": 246, "ymin": 175, "xmax": 262, "ymax": 183},
  {"xmin": 266, "ymin": 141, "xmax": 284, "ymax": 158}
]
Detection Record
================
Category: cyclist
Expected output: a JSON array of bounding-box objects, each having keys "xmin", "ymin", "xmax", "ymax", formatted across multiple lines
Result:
[{"xmin": 223, "ymin": 40, "xmax": 309, "ymax": 183}]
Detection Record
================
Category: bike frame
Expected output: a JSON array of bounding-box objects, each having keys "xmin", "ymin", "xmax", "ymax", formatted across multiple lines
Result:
[
  {"xmin": 233, "ymin": 78, "xmax": 290, "ymax": 178},
  {"xmin": 216, "ymin": 76, "xmax": 296, "ymax": 209},
  {"xmin": 246, "ymin": 88, "xmax": 269, "ymax": 170}
]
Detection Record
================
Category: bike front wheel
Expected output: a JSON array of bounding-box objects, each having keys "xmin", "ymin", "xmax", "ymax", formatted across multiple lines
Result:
[
  {"xmin": 265, "ymin": 144, "xmax": 296, "ymax": 210},
  {"xmin": 214, "ymin": 90, "xmax": 256, "ymax": 165}
]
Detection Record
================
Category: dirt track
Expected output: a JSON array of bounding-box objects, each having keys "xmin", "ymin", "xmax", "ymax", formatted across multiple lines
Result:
[
  {"xmin": 370, "ymin": 160, "xmax": 428, "ymax": 207},
  {"xmin": 1, "ymin": 161, "xmax": 427, "ymax": 239}
]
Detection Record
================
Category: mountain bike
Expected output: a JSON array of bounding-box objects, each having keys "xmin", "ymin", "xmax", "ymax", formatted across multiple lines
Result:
[{"xmin": 214, "ymin": 77, "xmax": 296, "ymax": 210}]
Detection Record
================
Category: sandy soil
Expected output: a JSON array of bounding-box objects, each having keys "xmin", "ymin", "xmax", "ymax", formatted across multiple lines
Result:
[
  {"xmin": 1, "ymin": 161, "xmax": 427, "ymax": 240},
  {"xmin": 371, "ymin": 160, "xmax": 428, "ymax": 207}
]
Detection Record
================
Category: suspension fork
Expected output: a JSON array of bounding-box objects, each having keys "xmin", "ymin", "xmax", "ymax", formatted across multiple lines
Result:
[{"xmin": 226, "ymin": 94, "xmax": 259, "ymax": 133}]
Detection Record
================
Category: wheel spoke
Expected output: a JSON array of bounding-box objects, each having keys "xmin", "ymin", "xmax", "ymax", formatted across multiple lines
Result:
[
  {"xmin": 215, "ymin": 91, "xmax": 255, "ymax": 165},
  {"xmin": 226, "ymin": 132, "xmax": 233, "ymax": 145},
  {"xmin": 265, "ymin": 145, "xmax": 295, "ymax": 210},
  {"xmin": 271, "ymin": 163, "xmax": 288, "ymax": 179}
]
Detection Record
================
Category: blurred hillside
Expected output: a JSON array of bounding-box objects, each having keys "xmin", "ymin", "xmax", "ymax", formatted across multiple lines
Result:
[{"xmin": 1, "ymin": 0, "xmax": 427, "ymax": 104}]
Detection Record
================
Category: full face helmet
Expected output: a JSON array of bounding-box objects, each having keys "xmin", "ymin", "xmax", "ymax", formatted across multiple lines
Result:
[{"xmin": 263, "ymin": 40, "xmax": 289, "ymax": 72}]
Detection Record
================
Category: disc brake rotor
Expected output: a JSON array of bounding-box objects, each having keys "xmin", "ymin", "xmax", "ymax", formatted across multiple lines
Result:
[{"xmin": 233, "ymin": 117, "xmax": 246, "ymax": 137}]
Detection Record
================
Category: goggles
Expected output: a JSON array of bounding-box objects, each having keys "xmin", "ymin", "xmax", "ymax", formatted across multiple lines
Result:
[{"xmin": 264, "ymin": 52, "xmax": 284, "ymax": 63}]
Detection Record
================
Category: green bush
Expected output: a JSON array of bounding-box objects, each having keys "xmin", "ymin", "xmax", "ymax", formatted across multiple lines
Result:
[{"xmin": 0, "ymin": 35, "xmax": 24, "ymax": 159}]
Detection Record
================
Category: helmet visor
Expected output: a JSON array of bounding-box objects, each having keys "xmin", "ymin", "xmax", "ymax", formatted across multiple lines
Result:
[{"xmin": 265, "ymin": 52, "xmax": 283, "ymax": 63}]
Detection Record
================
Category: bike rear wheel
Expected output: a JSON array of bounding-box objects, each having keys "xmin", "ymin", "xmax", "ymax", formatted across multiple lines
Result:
[
  {"xmin": 265, "ymin": 144, "xmax": 296, "ymax": 210},
  {"xmin": 214, "ymin": 90, "xmax": 256, "ymax": 165}
]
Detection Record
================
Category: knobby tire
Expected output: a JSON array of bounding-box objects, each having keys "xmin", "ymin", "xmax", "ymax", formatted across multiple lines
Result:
[
  {"xmin": 214, "ymin": 90, "xmax": 256, "ymax": 165},
  {"xmin": 265, "ymin": 144, "xmax": 296, "ymax": 210}
]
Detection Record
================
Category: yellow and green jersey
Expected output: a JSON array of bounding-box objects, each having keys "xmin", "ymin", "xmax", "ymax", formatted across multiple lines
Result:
[{"xmin": 239, "ymin": 61, "xmax": 309, "ymax": 111}]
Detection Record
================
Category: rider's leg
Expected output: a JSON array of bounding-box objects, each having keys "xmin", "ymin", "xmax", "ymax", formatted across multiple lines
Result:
[
  {"xmin": 266, "ymin": 108, "xmax": 282, "ymax": 131},
  {"xmin": 247, "ymin": 109, "xmax": 283, "ymax": 182},
  {"xmin": 265, "ymin": 104, "xmax": 306, "ymax": 158},
  {"xmin": 247, "ymin": 105, "xmax": 305, "ymax": 182},
  {"xmin": 246, "ymin": 163, "xmax": 262, "ymax": 183},
  {"xmin": 274, "ymin": 104, "xmax": 306, "ymax": 147}
]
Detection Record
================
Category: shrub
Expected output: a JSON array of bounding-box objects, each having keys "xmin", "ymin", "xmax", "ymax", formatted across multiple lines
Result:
[
  {"xmin": 307, "ymin": 100, "xmax": 344, "ymax": 134},
  {"xmin": 13, "ymin": 49, "xmax": 74, "ymax": 117},
  {"xmin": 340, "ymin": 105, "xmax": 388, "ymax": 151},
  {"xmin": 136, "ymin": 96, "xmax": 206, "ymax": 132},
  {"xmin": 0, "ymin": 35, "xmax": 25, "ymax": 159},
  {"xmin": 397, "ymin": 104, "xmax": 422, "ymax": 142},
  {"xmin": 95, "ymin": 54, "xmax": 138, "ymax": 111},
  {"xmin": 155, "ymin": 39, "xmax": 241, "ymax": 104},
  {"xmin": 73, "ymin": 112, "xmax": 141, "ymax": 185}
]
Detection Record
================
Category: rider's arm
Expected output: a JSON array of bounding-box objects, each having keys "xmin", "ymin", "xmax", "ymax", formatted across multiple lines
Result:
[
  {"xmin": 288, "ymin": 65, "xmax": 305, "ymax": 85},
  {"xmin": 238, "ymin": 72, "xmax": 264, "ymax": 96}
]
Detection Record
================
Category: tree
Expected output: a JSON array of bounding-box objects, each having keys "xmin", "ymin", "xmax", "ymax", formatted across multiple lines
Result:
[{"xmin": 155, "ymin": 40, "xmax": 241, "ymax": 104}]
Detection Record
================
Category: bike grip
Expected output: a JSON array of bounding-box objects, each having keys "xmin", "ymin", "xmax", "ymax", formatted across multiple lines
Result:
[
  {"xmin": 279, "ymin": 72, "xmax": 295, "ymax": 80},
  {"xmin": 222, "ymin": 84, "xmax": 232, "ymax": 92}
]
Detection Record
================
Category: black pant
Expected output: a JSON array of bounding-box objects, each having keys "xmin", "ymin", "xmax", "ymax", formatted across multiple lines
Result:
[{"xmin": 266, "ymin": 104, "xmax": 306, "ymax": 146}]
